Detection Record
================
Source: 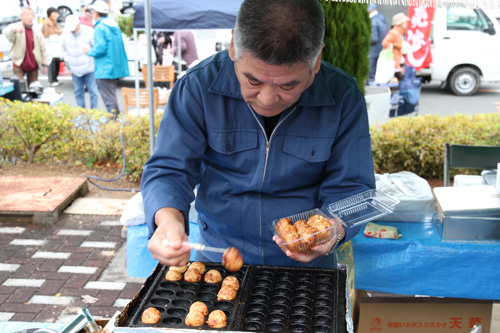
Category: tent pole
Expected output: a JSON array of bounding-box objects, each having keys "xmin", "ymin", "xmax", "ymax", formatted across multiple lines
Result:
[
  {"xmin": 134, "ymin": 29, "xmax": 140, "ymax": 110},
  {"xmin": 144, "ymin": 0, "xmax": 155, "ymax": 155}
]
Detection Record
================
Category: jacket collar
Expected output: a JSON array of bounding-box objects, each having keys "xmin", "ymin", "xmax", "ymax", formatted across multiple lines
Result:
[{"xmin": 208, "ymin": 53, "xmax": 336, "ymax": 107}]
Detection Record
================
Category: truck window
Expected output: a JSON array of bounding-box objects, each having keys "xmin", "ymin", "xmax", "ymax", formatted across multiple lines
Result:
[{"xmin": 446, "ymin": 8, "xmax": 487, "ymax": 31}]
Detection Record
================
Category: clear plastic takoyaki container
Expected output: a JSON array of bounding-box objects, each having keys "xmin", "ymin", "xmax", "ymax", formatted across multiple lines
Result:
[
  {"xmin": 270, "ymin": 209, "xmax": 340, "ymax": 253},
  {"xmin": 326, "ymin": 189, "xmax": 399, "ymax": 228},
  {"xmin": 271, "ymin": 190, "xmax": 399, "ymax": 253}
]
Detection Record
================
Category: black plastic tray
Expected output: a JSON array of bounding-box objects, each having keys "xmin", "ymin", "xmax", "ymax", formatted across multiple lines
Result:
[{"xmin": 118, "ymin": 262, "xmax": 347, "ymax": 332}]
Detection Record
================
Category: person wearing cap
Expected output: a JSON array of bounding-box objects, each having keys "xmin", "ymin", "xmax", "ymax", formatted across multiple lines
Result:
[
  {"xmin": 382, "ymin": 12, "xmax": 410, "ymax": 81},
  {"xmin": 368, "ymin": 4, "xmax": 389, "ymax": 82},
  {"xmin": 42, "ymin": 7, "xmax": 63, "ymax": 87},
  {"xmin": 61, "ymin": 15, "xmax": 99, "ymax": 109},
  {"xmin": 84, "ymin": 0, "xmax": 129, "ymax": 119},
  {"xmin": 2, "ymin": 7, "xmax": 49, "ymax": 87}
]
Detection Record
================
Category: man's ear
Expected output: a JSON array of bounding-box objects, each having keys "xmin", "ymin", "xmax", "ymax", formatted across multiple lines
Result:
[
  {"xmin": 228, "ymin": 31, "xmax": 236, "ymax": 61},
  {"xmin": 313, "ymin": 45, "xmax": 324, "ymax": 74}
]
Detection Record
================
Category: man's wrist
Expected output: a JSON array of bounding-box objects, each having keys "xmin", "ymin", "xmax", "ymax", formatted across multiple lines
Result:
[{"xmin": 325, "ymin": 233, "xmax": 342, "ymax": 256}]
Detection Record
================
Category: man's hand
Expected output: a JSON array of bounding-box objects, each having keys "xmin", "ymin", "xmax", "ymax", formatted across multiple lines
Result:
[
  {"xmin": 15, "ymin": 23, "xmax": 25, "ymax": 33},
  {"xmin": 147, "ymin": 207, "xmax": 191, "ymax": 266},
  {"xmin": 82, "ymin": 46, "xmax": 89, "ymax": 55},
  {"xmin": 42, "ymin": 66, "xmax": 48, "ymax": 75},
  {"xmin": 273, "ymin": 219, "xmax": 345, "ymax": 263}
]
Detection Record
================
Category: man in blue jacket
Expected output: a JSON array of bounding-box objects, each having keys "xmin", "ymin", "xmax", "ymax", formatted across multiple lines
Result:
[
  {"xmin": 84, "ymin": 0, "xmax": 129, "ymax": 118},
  {"xmin": 142, "ymin": 0, "xmax": 375, "ymax": 269}
]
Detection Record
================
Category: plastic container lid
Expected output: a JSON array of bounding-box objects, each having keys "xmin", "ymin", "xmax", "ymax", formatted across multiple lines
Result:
[{"xmin": 326, "ymin": 189, "xmax": 399, "ymax": 228}]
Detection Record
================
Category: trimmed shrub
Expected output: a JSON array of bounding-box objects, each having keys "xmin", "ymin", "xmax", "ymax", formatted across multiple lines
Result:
[
  {"xmin": 370, "ymin": 113, "xmax": 500, "ymax": 178},
  {"xmin": 321, "ymin": 1, "xmax": 370, "ymax": 94}
]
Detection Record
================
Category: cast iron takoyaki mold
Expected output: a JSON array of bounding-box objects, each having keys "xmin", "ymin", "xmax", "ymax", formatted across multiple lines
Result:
[{"xmin": 118, "ymin": 263, "xmax": 347, "ymax": 332}]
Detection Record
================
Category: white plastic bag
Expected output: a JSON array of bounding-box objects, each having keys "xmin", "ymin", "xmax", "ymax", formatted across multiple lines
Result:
[
  {"xmin": 375, "ymin": 171, "xmax": 436, "ymax": 222},
  {"xmin": 374, "ymin": 48, "xmax": 395, "ymax": 84},
  {"xmin": 120, "ymin": 193, "xmax": 146, "ymax": 226}
]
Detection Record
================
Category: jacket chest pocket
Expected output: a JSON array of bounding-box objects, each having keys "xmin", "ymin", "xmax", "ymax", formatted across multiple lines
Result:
[
  {"xmin": 283, "ymin": 135, "xmax": 333, "ymax": 162},
  {"xmin": 207, "ymin": 129, "xmax": 258, "ymax": 155}
]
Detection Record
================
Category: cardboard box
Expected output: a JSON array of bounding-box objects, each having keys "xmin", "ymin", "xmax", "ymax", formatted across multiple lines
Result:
[{"xmin": 356, "ymin": 290, "xmax": 492, "ymax": 333}]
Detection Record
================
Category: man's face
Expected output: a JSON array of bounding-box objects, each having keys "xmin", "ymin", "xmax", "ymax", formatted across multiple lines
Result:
[
  {"xmin": 21, "ymin": 9, "xmax": 34, "ymax": 26},
  {"xmin": 229, "ymin": 40, "xmax": 321, "ymax": 117}
]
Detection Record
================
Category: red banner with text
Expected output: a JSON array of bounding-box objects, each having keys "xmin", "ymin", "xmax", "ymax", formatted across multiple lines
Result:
[{"xmin": 405, "ymin": 6, "xmax": 435, "ymax": 70}]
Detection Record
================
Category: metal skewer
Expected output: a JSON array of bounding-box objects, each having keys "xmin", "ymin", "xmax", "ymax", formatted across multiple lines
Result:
[{"xmin": 162, "ymin": 239, "xmax": 226, "ymax": 253}]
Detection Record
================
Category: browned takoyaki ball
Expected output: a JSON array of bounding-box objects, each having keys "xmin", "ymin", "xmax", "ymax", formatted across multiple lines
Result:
[
  {"xmin": 184, "ymin": 267, "xmax": 202, "ymax": 282},
  {"xmin": 217, "ymin": 287, "xmax": 237, "ymax": 301},
  {"xmin": 294, "ymin": 219, "xmax": 308, "ymax": 230},
  {"xmin": 276, "ymin": 218, "xmax": 293, "ymax": 234},
  {"xmin": 169, "ymin": 265, "xmax": 188, "ymax": 273},
  {"xmin": 185, "ymin": 311, "xmax": 205, "ymax": 327},
  {"xmin": 307, "ymin": 214, "xmax": 330, "ymax": 231},
  {"xmin": 221, "ymin": 276, "xmax": 240, "ymax": 290},
  {"xmin": 141, "ymin": 307, "xmax": 161, "ymax": 324},
  {"xmin": 222, "ymin": 247, "xmax": 243, "ymax": 272},
  {"xmin": 297, "ymin": 225, "xmax": 318, "ymax": 249},
  {"xmin": 189, "ymin": 261, "xmax": 206, "ymax": 274},
  {"xmin": 207, "ymin": 310, "xmax": 227, "ymax": 328},
  {"xmin": 204, "ymin": 269, "xmax": 222, "ymax": 283},
  {"xmin": 165, "ymin": 269, "xmax": 182, "ymax": 282},
  {"xmin": 189, "ymin": 301, "xmax": 209, "ymax": 316}
]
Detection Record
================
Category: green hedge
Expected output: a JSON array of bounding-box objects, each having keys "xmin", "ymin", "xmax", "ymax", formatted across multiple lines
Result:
[
  {"xmin": 1, "ymin": 99, "xmax": 499, "ymax": 183},
  {"xmin": 370, "ymin": 113, "xmax": 500, "ymax": 178}
]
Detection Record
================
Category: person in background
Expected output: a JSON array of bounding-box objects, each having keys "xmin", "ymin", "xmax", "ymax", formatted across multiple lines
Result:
[
  {"xmin": 3, "ymin": 7, "xmax": 49, "ymax": 87},
  {"xmin": 42, "ymin": 7, "xmax": 63, "ymax": 87},
  {"xmin": 382, "ymin": 12, "xmax": 410, "ymax": 81},
  {"xmin": 171, "ymin": 30, "xmax": 199, "ymax": 69},
  {"xmin": 61, "ymin": 15, "xmax": 99, "ymax": 109},
  {"xmin": 84, "ymin": 0, "xmax": 129, "ymax": 119},
  {"xmin": 142, "ymin": 0, "xmax": 375, "ymax": 269},
  {"xmin": 153, "ymin": 31, "xmax": 173, "ymax": 65},
  {"xmin": 80, "ymin": 8, "xmax": 94, "ymax": 28},
  {"xmin": 368, "ymin": 3, "xmax": 389, "ymax": 83}
]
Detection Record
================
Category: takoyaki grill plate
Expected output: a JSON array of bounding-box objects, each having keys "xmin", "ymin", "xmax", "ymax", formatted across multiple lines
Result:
[{"xmin": 116, "ymin": 262, "xmax": 347, "ymax": 332}]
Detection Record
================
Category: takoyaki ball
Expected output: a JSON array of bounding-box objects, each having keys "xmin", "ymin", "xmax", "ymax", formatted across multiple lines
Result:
[
  {"xmin": 165, "ymin": 269, "xmax": 182, "ymax": 282},
  {"xmin": 189, "ymin": 261, "xmax": 206, "ymax": 274},
  {"xmin": 189, "ymin": 301, "xmax": 209, "ymax": 316},
  {"xmin": 141, "ymin": 307, "xmax": 161, "ymax": 324},
  {"xmin": 217, "ymin": 286, "xmax": 237, "ymax": 301},
  {"xmin": 169, "ymin": 265, "xmax": 188, "ymax": 273},
  {"xmin": 221, "ymin": 276, "xmax": 240, "ymax": 290},
  {"xmin": 222, "ymin": 247, "xmax": 243, "ymax": 272},
  {"xmin": 294, "ymin": 219, "xmax": 308, "ymax": 230},
  {"xmin": 307, "ymin": 214, "xmax": 330, "ymax": 230},
  {"xmin": 207, "ymin": 310, "xmax": 227, "ymax": 328},
  {"xmin": 297, "ymin": 226, "xmax": 317, "ymax": 249},
  {"xmin": 276, "ymin": 218, "xmax": 293, "ymax": 234},
  {"xmin": 185, "ymin": 311, "xmax": 205, "ymax": 327},
  {"xmin": 184, "ymin": 267, "xmax": 202, "ymax": 282},
  {"xmin": 204, "ymin": 269, "xmax": 222, "ymax": 283}
]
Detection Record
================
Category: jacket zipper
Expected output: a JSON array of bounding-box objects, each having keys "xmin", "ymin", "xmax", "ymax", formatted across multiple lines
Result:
[{"xmin": 247, "ymin": 104, "xmax": 297, "ymax": 264}]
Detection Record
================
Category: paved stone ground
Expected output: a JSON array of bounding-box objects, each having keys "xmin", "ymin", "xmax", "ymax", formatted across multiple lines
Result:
[{"xmin": 0, "ymin": 213, "xmax": 146, "ymax": 323}]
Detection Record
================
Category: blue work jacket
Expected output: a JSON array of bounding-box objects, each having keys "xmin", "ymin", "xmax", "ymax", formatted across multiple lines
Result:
[
  {"xmin": 87, "ymin": 17, "xmax": 129, "ymax": 80},
  {"xmin": 141, "ymin": 50, "xmax": 375, "ymax": 267}
]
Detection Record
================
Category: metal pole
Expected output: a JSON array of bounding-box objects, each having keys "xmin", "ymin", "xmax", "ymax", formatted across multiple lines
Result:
[
  {"xmin": 134, "ymin": 29, "xmax": 139, "ymax": 110},
  {"xmin": 144, "ymin": 0, "xmax": 155, "ymax": 155}
]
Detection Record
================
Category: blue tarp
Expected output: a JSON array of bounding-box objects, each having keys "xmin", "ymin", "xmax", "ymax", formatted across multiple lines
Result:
[
  {"xmin": 352, "ymin": 221, "xmax": 500, "ymax": 300},
  {"xmin": 133, "ymin": 0, "xmax": 243, "ymax": 30}
]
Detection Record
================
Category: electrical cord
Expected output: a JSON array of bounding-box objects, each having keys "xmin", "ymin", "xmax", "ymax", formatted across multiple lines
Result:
[{"xmin": 87, "ymin": 119, "xmax": 141, "ymax": 192}]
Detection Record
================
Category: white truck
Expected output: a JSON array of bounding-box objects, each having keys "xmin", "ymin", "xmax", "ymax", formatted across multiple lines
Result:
[{"xmin": 418, "ymin": 8, "xmax": 500, "ymax": 96}]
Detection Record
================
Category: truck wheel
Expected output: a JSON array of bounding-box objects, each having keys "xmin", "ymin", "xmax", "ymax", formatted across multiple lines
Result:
[
  {"xmin": 57, "ymin": 6, "xmax": 73, "ymax": 23},
  {"xmin": 449, "ymin": 67, "xmax": 480, "ymax": 96}
]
